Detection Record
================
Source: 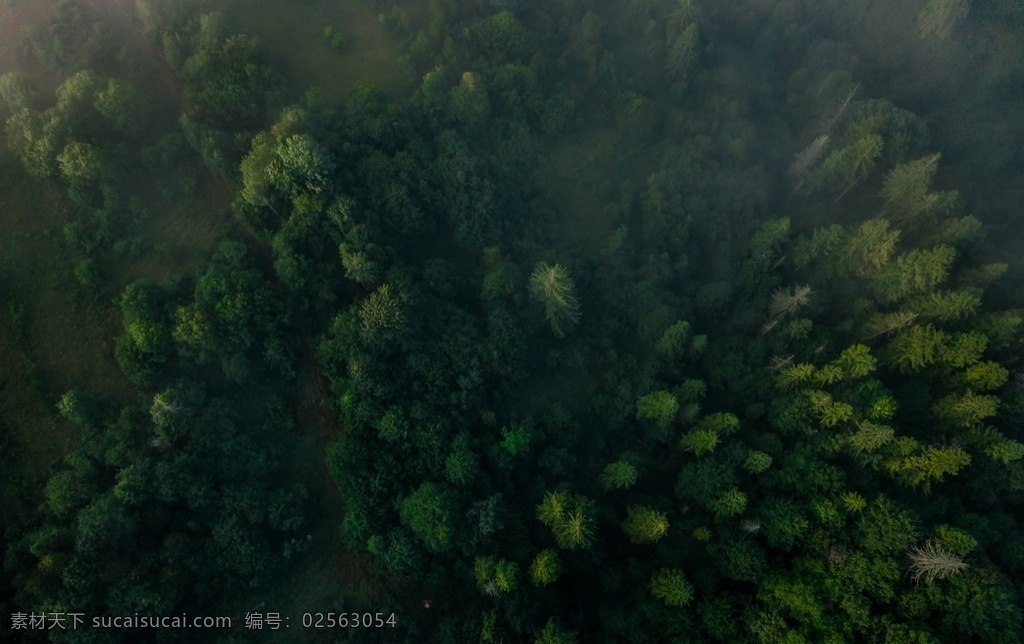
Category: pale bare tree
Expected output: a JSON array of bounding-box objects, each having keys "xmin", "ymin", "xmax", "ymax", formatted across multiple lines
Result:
[
  {"xmin": 907, "ymin": 540, "xmax": 968, "ymax": 583},
  {"xmin": 740, "ymin": 519, "xmax": 760, "ymax": 535},
  {"xmin": 759, "ymin": 318, "xmax": 779, "ymax": 336},
  {"xmin": 769, "ymin": 354, "xmax": 795, "ymax": 372},
  {"xmin": 769, "ymin": 285, "xmax": 813, "ymax": 320},
  {"xmin": 865, "ymin": 311, "xmax": 918, "ymax": 340},
  {"xmin": 918, "ymin": 0, "xmax": 969, "ymax": 40}
]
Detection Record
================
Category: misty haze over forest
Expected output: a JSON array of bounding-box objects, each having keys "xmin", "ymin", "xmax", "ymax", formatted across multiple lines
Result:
[{"xmin": 2, "ymin": 0, "xmax": 1023, "ymax": 641}]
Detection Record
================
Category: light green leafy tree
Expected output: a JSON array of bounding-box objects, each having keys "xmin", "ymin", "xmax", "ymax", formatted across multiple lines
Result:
[
  {"xmin": 649, "ymin": 568, "xmax": 694, "ymax": 607},
  {"xmin": 400, "ymin": 482, "xmax": 457, "ymax": 552},
  {"xmin": 359, "ymin": 283, "xmax": 407, "ymax": 340},
  {"xmin": 494, "ymin": 559, "xmax": 519, "ymax": 592},
  {"xmin": 872, "ymin": 245, "xmax": 956, "ymax": 303},
  {"xmin": 94, "ymin": 78, "xmax": 148, "ymax": 136},
  {"xmin": 962, "ymin": 361, "xmax": 1009, "ymax": 391},
  {"xmin": 57, "ymin": 141, "xmax": 107, "ymax": 184},
  {"xmin": 599, "ymin": 461, "xmax": 638, "ymax": 490},
  {"xmin": 529, "ymin": 549, "xmax": 562, "ymax": 586},
  {"xmin": 932, "ymin": 391, "xmax": 999, "ymax": 429},
  {"xmin": 708, "ymin": 489, "xmax": 748, "ymax": 518},
  {"xmin": 5, "ymin": 108, "xmax": 59, "ymax": 176},
  {"xmin": 621, "ymin": 506, "xmax": 669, "ymax": 544},
  {"xmin": 535, "ymin": 618, "xmax": 579, "ymax": 644},
  {"xmin": 743, "ymin": 451, "xmax": 773, "ymax": 474},
  {"xmin": 238, "ymin": 131, "xmax": 281, "ymax": 215},
  {"xmin": 880, "ymin": 154, "xmax": 954, "ymax": 223},
  {"xmin": 984, "ymin": 439, "xmax": 1024, "ymax": 465},
  {"xmin": 637, "ymin": 390, "xmax": 679, "ymax": 432},
  {"xmin": 473, "ymin": 556, "xmax": 495, "ymax": 587},
  {"xmin": 656, "ymin": 319, "xmax": 705, "ymax": 360},
  {"xmin": 376, "ymin": 407, "xmax": 408, "ymax": 443},
  {"xmin": 911, "ymin": 289, "xmax": 981, "ymax": 323},
  {"xmin": 56, "ymin": 389, "xmax": 93, "ymax": 428},
  {"xmin": 885, "ymin": 444, "xmax": 971, "ymax": 490},
  {"xmin": 173, "ymin": 304, "xmax": 217, "ymax": 364},
  {"xmin": 537, "ymin": 491, "xmax": 597, "ymax": 551},
  {"xmin": 793, "ymin": 224, "xmax": 843, "ymax": 268},
  {"xmin": 886, "ymin": 325, "xmax": 948, "ymax": 372},
  {"xmin": 270, "ymin": 134, "xmax": 336, "ymax": 195},
  {"xmin": 450, "ymin": 71, "xmax": 490, "ymax": 125},
  {"xmin": 832, "ymin": 219, "xmax": 900, "ymax": 278},
  {"xmin": 832, "ymin": 344, "xmax": 878, "ymax": 380},
  {"xmin": 847, "ymin": 421, "xmax": 895, "ymax": 454},
  {"xmin": 941, "ymin": 331, "xmax": 989, "ymax": 368},
  {"xmin": 681, "ymin": 429, "xmax": 718, "ymax": 457},
  {"xmin": 445, "ymin": 433, "xmax": 478, "ymax": 486},
  {"xmin": 858, "ymin": 497, "xmax": 918, "ymax": 555},
  {"xmin": 935, "ymin": 525, "xmax": 978, "ymax": 556}
]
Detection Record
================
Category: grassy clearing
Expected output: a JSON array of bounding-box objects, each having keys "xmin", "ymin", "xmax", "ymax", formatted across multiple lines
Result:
[
  {"xmin": 116, "ymin": 177, "xmax": 237, "ymax": 284},
  {"xmin": 0, "ymin": 164, "xmax": 233, "ymax": 492},
  {"xmin": 216, "ymin": 0, "xmax": 411, "ymax": 104},
  {"xmin": 254, "ymin": 351, "xmax": 385, "ymax": 624},
  {"xmin": 0, "ymin": 162, "xmax": 113, "ymax": 489}
]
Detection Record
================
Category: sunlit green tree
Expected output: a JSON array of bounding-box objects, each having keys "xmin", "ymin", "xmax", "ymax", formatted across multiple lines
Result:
[
  {"xmin": 537, "ymin": 491, "xmax": 596, "ymax": 551},
  {"xmin": 649, "ymin": 569, "xmax": 694, "ymax": 607},
  {"xmin": 600, "ymin": 461, "xmax": 638, "ymax": 490},
  {"xmin": 621, "ymin": 506, "xmax": 669, "ymax": 544},
  {"xmin": 529, "ymin": 549, "xmax": 561, "ymax": 586}
]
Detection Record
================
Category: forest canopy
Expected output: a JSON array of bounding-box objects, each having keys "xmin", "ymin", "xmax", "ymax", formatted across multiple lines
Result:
[{"xmin": 1, "ymin": 0, "xmax": 1023, "ymax": 642}]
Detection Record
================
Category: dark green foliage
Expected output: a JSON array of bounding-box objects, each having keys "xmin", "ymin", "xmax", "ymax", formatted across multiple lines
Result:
[
  {"xmin": 119, "ymin": 279, "xmax": 173, "ymax": 364},
  {"xmin": 400, "ymin": 482, "xmax": 458, "ymax": 553},
  {"xmin": 500, "ymin": 425, "xmax": 531, "ymax": 456},
  {"xmin": 535, "ymin": 618, "xmax": 579, "ymax": 644},
  {"xmin": 173, "ymin": 242, "xmax": 293, "ymax": 380},
  {"xmin": 858, "ymin": 497, "xmax": 918, "ymax": 555},
  {"xmin": 93, "ymin": 78, "xmax": 148, "ymax": 137},
  {"xmin": 73, "ymin": 258, "xmax": 103, "ymax": 289},
  {"xmin": 445, "ymin": 433, "xmax": 479, "ymax": 485},
  {"xmin": 761, "ymin": 498, "xmax": 810, "ymax": 551},
  {"xmin": 677, "ymin": 459, "xmax": 736, "ymax": 504},
  {"xmin": 714, "ymin": 540, "xmax": 768, "ymax": 583},
  {"xmin": 5, "ymin": 2, "xmax": 1024, "ymax": 642},
  {"xmin": 180, "ymin": 15, "xmax": 279, "ymax": 132},
  {"xmin": 12, "ymin": 387, "xmax": 305, "ymax": 618}
]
